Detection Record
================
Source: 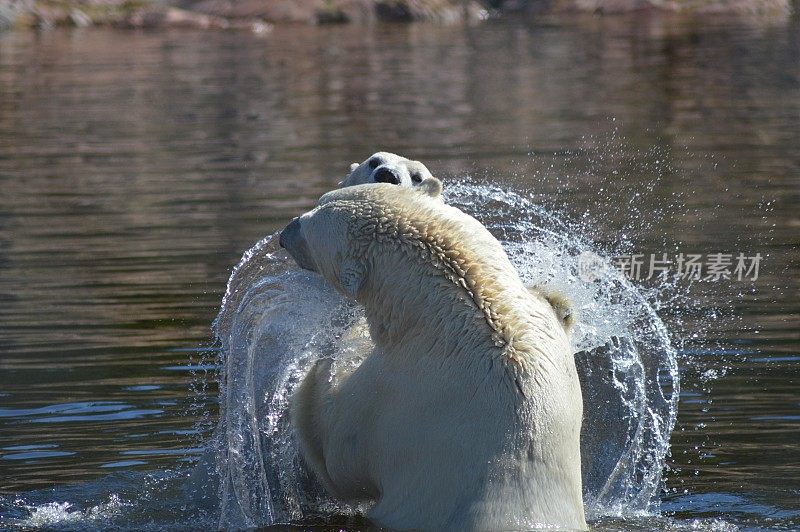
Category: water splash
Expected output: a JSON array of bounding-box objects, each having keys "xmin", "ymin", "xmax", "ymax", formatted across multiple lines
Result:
[
  {"xmin": 208, "ymin": 237, "xmax": 365, "ymax": 528},
  {"xmin": 0, "ymin": 470, "xmax": 217, "ymax": 531},
  {"xmin": 2, "ymin": 495, "xmax": 130, "ymax": 530},
  {"xmin": 207, "ymin": 182, "xmax": 680, "ymax": 527}
]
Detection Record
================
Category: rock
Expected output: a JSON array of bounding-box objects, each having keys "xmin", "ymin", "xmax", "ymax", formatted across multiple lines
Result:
[
  {"xmin": 545, "ymin": 0, "xmax": 792, "ymax": 16},
  {"xmin": 316, "ymin": 0, "xmax": 352, "ymax": 23},
  {"xmin": 120, "ymin": 6, "xmax": 232, "ymax": 29},
  {"xmin": 186, "ymin": 0, "xmax": 320, "ymax": 22},
  {"xmin": 182, "ymin": 0, "xmax": 486, "ymax": 24},
  {"xmin": 69, "ymin": 8, "xmax": 93, "ymax": 27},
  {"xmin": 355, "ymin": 0, "xmax": 487, "ymax": 23},
  {"xmin": 0, "ymin": 0, "xmax": 157, "ymax": 29},
  {"xmin": 0, "ymin": 0, "xmax": 788, "ymax": 31}
]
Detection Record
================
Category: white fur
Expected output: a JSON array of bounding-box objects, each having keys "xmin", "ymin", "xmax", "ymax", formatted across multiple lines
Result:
[{"xmin": 283, "ymin": 184, "xmax": 586, "ymax": 531}]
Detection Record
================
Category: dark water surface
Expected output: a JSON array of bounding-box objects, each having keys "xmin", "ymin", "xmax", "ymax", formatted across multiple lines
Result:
[{"xmin": 0, "ymin": 15, "xmax": 798, "ymax": 530}]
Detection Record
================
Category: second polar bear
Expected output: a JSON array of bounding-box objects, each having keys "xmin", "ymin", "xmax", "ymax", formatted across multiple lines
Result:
[
  {"xmin": 280, "ymin": 183, "xmax": 586, "ymax": 530},
  {"xmin": 339, "ymin": 151, "xmax": 436, "ymax": 188}
]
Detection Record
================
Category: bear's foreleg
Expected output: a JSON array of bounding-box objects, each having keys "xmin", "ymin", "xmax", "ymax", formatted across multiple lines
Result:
[{"xmin": 291, "ymin": 358, "xmax": 340, "ymax": 496}]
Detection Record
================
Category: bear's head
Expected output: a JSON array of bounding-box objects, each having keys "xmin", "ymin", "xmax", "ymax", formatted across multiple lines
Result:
[
  {"xmin": 339, "ymin": 151, "xmax": 436, "ymax": 189},
  {"xmin": 279, "ymin": 180, "xmax": 444, "ymax": 299}
]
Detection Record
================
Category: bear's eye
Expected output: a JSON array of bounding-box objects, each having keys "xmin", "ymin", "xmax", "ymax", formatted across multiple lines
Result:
[
  {"xmin": 368, "ymin": 158, "xmax": 381, "ymax": 169},
  {"xmin": 411, "ymin": 173, "xmax": 422, "ymax": 183}
]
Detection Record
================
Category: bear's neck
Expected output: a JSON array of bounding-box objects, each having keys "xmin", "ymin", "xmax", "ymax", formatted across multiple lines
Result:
[{"xmin": 357, "ymin": 247, "xmax": 557, "ymax": 369}]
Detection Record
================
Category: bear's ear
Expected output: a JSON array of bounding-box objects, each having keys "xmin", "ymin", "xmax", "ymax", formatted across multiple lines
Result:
[
  {"xmin": 418, "ymin": 177, "xmax": 443, "ymax": 198},
  {"xmin": 530, "ymin": 288, "xmax": 575, "ymax": 331},
  {"xmin": 340, "ymin": 258, "xmax": 366, "ymax": 298},
  {"xmin": 337, "ymin": 163, "xmax": 361, "ymax": 187}
]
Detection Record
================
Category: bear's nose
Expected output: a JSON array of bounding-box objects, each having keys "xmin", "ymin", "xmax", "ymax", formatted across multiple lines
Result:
[{"xmin": 373, "ymin": 167, "xmax": 401, "ymax": 185}]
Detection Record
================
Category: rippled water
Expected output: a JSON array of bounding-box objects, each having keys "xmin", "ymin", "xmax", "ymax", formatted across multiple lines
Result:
[{"xmin": 0, "ymin": 15, "xmax": 798, "ymax": 530}]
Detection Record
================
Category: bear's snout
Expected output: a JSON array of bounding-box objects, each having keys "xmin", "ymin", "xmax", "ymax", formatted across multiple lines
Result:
[
  {"xmin": 280, "ymin": 217, "xmax": 317, "ymax": 272},
  {"xmin": 279, "ymin": 217, "xmax": 300, "ymax": 249},
  {"xmin": 373, "ymin": 166, "xmax": 401, "ymax": 185}
]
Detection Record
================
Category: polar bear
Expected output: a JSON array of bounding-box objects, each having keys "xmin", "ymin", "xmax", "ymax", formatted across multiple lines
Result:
[
  {"xmin": 279, "ymin": 183, "xmax": 586, "ymax": 530},
  {"xmin": 339, "ymin": 151, "xmax": 436, "ymax": 188}
]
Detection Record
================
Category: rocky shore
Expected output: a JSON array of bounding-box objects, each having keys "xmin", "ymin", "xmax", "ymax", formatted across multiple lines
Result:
[{"xmin": 0, "ymin": 0, "xmax": 793, "ymax": 31}]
